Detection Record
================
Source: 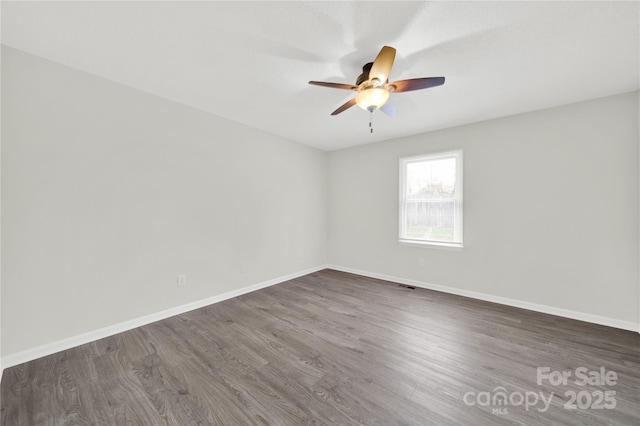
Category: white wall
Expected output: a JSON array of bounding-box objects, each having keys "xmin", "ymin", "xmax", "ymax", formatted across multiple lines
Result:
[
  {"xmin": 1, "ymin": 46, "xmax": 327, "ymax": 358},
  {"xmin": 0, "ymin": 12, "xmax": 3, "ymax": 375},
  {"xmin": 328, "ymin": 91, "xmax": 639, "ymax": 328},
  {"xmin": 1, "ymin": 45, "xmax": 637, "ymax": 371}
]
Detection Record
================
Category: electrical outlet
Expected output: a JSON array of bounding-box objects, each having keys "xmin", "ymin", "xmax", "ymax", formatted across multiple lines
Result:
[{"xmin": 177, "ymin": 274, "xmax": 187, "ymax": 287}]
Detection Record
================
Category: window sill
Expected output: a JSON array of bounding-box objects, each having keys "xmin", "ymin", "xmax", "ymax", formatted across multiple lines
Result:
[{"xmin": 398, "ymin": 239, "xmax": 463, "ymax": 251}]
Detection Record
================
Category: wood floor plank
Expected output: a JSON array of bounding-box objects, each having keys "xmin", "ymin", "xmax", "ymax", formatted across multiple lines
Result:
[{"xmin": 2, "ymin": 269, "xmax": 639, "ymax": 425}]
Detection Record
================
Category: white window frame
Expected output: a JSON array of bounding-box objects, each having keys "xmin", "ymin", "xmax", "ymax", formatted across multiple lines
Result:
[{"xmin": 399, "ymin": 150, "xmax": 463, "ymax": 248}]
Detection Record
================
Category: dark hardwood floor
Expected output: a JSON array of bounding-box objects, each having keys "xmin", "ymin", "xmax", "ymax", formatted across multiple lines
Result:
[{"xmin": 1, "ymin": 269, "xmax": 639, "ymax": 425}]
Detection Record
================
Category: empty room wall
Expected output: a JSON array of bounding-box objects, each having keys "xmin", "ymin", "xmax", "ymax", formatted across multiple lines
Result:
[
  {"xmin": 328, "ymin": 91, "xmax": 639, "ymax": 329},
  {"xmin": 2, "ymin": 44, "xmax": 638, "ymax": 373},
  {"xmin": 1, "ymin": 46, "xmax": 327, "ymax": 360}
]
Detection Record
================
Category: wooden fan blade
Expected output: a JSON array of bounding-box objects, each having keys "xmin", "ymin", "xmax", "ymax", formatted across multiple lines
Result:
[
  {"xmin": 388, "ymin": 77, "xmax": 445, "ymax": 93},
  {"xmin": 309, "ymin": 81, "xmax": 358, "ymax": 90},
  {"xmin": 369, "ymin": 46, "xmax": 396, "ymax": 84},
  {"xmin": 331, "ymin": 98, "xmax": 357, "ymax": 115}
]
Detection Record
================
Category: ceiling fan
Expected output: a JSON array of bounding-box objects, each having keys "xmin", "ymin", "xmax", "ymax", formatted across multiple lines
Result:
[{"xmin": 309, "ymin": 46, "xmax": 445, "ymax": 117}]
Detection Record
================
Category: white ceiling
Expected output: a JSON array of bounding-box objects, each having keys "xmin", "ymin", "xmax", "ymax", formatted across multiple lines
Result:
[{"xmin": 2, "ymin": 1, "xmax": 639, "ymax": 151}]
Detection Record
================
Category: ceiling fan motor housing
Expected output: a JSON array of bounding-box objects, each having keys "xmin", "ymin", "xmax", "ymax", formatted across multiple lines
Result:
[{"xmin": 356, "ymin": 62, "xmax": 374, "ymax": 86}]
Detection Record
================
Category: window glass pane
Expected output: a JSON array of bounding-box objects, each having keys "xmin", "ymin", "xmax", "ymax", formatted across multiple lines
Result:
[{"xmin": 400, "ymin": 152, "xmax": 461, "ymax": 245}]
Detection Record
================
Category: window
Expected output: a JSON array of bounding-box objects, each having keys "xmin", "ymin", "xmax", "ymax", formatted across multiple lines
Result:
[{"xmin": 399, "ymin": 150, "xmax": 463, "ymax": 247}]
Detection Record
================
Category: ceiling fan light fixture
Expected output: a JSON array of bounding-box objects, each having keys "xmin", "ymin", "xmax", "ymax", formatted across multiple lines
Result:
[
  {"xmin": 355, "ymin": 88, "xmax": 389, "ymax": 111},
  {"xmin": 309, "ymin": 45, "xmax": 445, "ymax": 117}
]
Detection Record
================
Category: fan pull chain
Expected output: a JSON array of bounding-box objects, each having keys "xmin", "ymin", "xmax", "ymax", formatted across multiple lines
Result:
[{"xmin": 369, "ymin": 109, "xmax": 374, "ymax": 133}]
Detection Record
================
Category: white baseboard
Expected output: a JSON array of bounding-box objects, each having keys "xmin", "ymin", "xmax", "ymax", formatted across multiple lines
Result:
[
  {"xmin": 0, "ymin": 265, "xmax": 328, "ymax": 372},
  {"xmin": 2, "ymin": 263, "xmax": 636, "ymax": 379},
  {"xmin": 327, "ymin": 264, "xmax": 639, "ymax": 333}
]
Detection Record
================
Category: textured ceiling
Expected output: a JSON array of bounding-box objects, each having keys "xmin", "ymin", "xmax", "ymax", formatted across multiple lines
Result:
[{"xmin": 2, "ymin": 1, "xmax": 639, "ymax": 151}]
